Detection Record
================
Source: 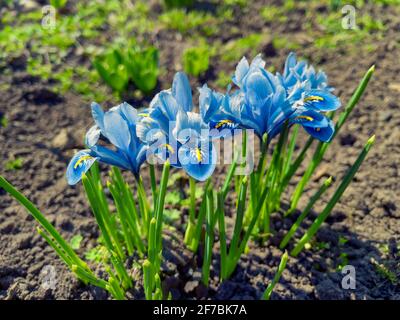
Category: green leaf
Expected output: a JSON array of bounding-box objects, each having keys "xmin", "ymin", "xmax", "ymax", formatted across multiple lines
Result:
[
  {"xmin": 70, "ymin": 234, "xmax": 83, "ymax": 250},
  {"xmin": 165, "ymin": 191, "xmax": 181, "ymax": 205},
  {"xmin": 163, "ymin": 209, "xmax": 181, "ymax": 224}
]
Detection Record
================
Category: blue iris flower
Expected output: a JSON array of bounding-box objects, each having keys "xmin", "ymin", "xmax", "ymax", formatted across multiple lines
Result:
[
  {"xmin": 277, "ymin": 52, "xmax": 333, "ymax": 92},
  {"xmin": 226, "ymin": 53, "xmax": 341, "ymax": 142},
  {"xmin": 198, "ymin": 84, "xmax": 241, "ymax": 138},
  {"xmin": 229, "ymin": 54, "xmax": 293, "ymax": 139},
  {"xmin": 66, "ymin": 102, "xmax": 148, "ymax": 185},
  {"xmin": 136, "ymin": 72, "xmax": 217, "ymax": 182}
]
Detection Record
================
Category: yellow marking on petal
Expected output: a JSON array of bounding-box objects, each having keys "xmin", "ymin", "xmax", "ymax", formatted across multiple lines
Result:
[
  {"xmin": 138, "ymin": 113, "xmax": 150, "ymax": 117},
  {"xmin": 304, "ymin": 95, "xmax": 324, "ymax": 103},
  {"xmin": 215, "ymin": 119, "xmax": 233, "ymax": 129},
  {"xmin": 74, "ymin": 155, "xmax": 92, "ymax": 169},
  {"xmin": 161, "ymin": 143, "xmax": 175, "ymax": 154},
  {"xmin": 296, "ymin": 115, "xmax": 314, "ymax": 122},
  {"xmin": 316, "ymin": 128, "xmax": 321, "ymax": 132},
  {"xmin": 195, "ymin": 148, "xmax": 202, "ymax": 162}
]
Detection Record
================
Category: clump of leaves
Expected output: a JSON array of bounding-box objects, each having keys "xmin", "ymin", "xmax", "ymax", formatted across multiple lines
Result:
[
  {"xmin": 182, "ymin": 44, "xmax": 213, "ymax": 77},
  {"xmin": 93, "ymin": 44, "xmax": 159, "ymax": 96},
  {"xmin": 125, "ymin": 46, "xmax": 159, "ymax": 94},
  {"xmin": 93, "ymin": 48, "xmax": 129, "ymax": 95},
  {"xmin": 5, "ymin": 157, "xmax": 24, "ymax": 171}
]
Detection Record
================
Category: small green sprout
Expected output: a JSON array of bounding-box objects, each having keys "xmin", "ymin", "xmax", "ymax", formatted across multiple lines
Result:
[
  {"xmin": 5, "ymin": 157, "xmax": 24, "ymax": 171},
  {"xmin": 70, "ymin": 234, "xmax": 83, "ymax": 250}
]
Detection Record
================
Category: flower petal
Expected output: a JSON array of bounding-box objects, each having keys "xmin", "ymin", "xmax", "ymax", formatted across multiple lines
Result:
[
  {"xmin": 303, "ymin": 119, "xmax": 335, "ymax": 142},
  {"xmin": 291, "ymin": 110, "xmax": 329, "ymax": 128},
  {"xmin": 66, "ymin": 150, "xmax": 97, "ymax": 185},
  {"xmin": 90, "ymin": 145, "xmax": 131, "ymax": 170},
  {"xmin": 179, "ymin": 141, "xmax": 217, "ymax": 181},
  {"xmin": 303, "ymin": 89, "xmax": 341, "ymax": 111},
  {"xmin": 91, "ymin": 102, "xmax": 105, "ymax": 132},
  {"xmin": 103, "ymin": 108, "xmax": 131, "ymax": 152},
  {"xmin": 85, "ymin": 125, "xmax": 101, "ymax": 147},
  {"xmin": 172, "ymin": 72, "xmax": 193, "ymax": 112}
]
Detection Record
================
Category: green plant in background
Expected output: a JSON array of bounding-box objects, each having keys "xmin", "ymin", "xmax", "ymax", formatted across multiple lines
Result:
[
  {"xmin": 182, "ymin": 44, "xmax": 213, "ymax": 77},
  {"xmin": 93, "ymin": 44, "xmax": 159, "ymax": 96},
  {"xmin": 5, "ymin": 157, "xmax": 24, "ymax": 171},
  {"xmin": 220, "ymin": 33, "xmax": 265, "ymax": 62},
  {"xmin": 125, "ymin": 46, "xmax": 159, "ymax": 94},
  {"xmin": 93, "ymin": 48, "xmax": 129, "ymax": 96},
  {"xmin": 50, "ymin": 0, "xmax": 68, "ymax": 9},
  {"xmin": 159, "ymin": 9, "xmax": 217, "ymax": 35}
]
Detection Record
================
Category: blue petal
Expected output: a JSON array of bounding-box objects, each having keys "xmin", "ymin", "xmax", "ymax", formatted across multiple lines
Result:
[
  {"xmin": 199, "ymin": 84, "xmax": 221, "ymax": 122},
  {"xmin": 283, "ymin": 52, "xmax": 297, "ymax": 78},
  {"xmin": 85, "ymin": 125, "xmax": 101, "ymax": 147},
  {"xmin": 303, "ymin": 89, "xmax": 341, "ymax": 111},
  {"xmin": 90, "ymin": 145, "xmax": 131, "ymax": 170},
  {"xmin": 172, "ymin": 72, "xmax": 193, "ymax": 112},
  {"xmin": 66, "ymin": 150, "xmax": 98, "ymax": 185},
  {"xmin": 136, "ymin": 117, "xmax": 164, "ymax": 144},
  {"xmin": 91, "ymin": 102, "xmax": 105, "ymax": 132},
  {"xmin": 103, "ymin": 108, "xmax": 131, "ymax": 152},
  {"xmin": 178, "ymin": 141, "xmax": 217, "ymax": 181},
  {"xmin": 233, "ymin": 56, "xmax": 249, "ymax": 87},
  {"xmin": 303, "ymin": 119, "xmax": 335, "ymax": 142},
  {"xmin": 291, "ymin": 109, "xmax": 329, "ymax": 128},
  {"xmin": 174, "ymin": 111, "xmax": 206, "ymax": 144},
  {"xmin": 135, "ymin": 145, "xmax": 149, "ymax": 173},
  {"xmin": 244, "ymin": 72, "xmax": 274, "ymax": 108}
]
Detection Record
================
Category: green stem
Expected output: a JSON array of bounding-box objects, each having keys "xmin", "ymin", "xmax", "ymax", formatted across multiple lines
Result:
[{"xmin": 279, "ymin": 176, "xmax": 333, "ymax": 250}]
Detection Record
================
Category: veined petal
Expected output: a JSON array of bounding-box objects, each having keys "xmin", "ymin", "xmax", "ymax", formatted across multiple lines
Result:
[
  {"xmin": 303, "ymin": 119, "xmax": 335, "ymax": 142},
  {"xmin": 136, "ymin": 117, "xmax": 164, "ymax": 144},
  {"xmin": 174, "ymin": 111, "xmax": 205, "ymax": 144},
  {"xmin": 85, "ymin": 125, "xmax": 101, "ymax": 147},
  {"xmin": 172, "ymin": 72, "xmax": 193, "ymax": 112},
  {"xmin": 283, "ymin": 52, "xmax": 297, "ymax": 78},
  {"xmin": 66, "ymin": 150, "xmax": 98, "ymax": 185},
  {"xmin": 179, "ymin": 141, "xmax": 217, "ymax": 181},
  {"xmin": 199, "ymin": 84, "xmax": 221, "ymax": 122},
  {"xmin": 233, "ymin": 56, "xmax": 250, "ymax": 87},
  {"xmin": 303, "ymin": 89, "xmax": 341, "ymax": 111},
  {"xmin": 91, "ymin": 102, "xmax": 105, "ymax": 132},
  {"xmin": 244, "ymin": 72, "xmax": 274, "ymax": 108},
  {"xmin": 103, "ymin": 108, "xmax": 131, "ymax": 152}
]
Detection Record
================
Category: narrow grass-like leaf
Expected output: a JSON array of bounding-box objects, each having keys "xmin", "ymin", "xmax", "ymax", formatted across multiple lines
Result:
[
  {"xmin": 202, "ymin": 190, "xmax": 214, "ymax": 286},
  {"xmin": 0, "ymin": 176, "xmax": 89, "ymax": 271},
  {"xmin": 262, "ymin": 251, "xmax": 288, "ymax": 300},
  {"xmin": 280, "ymin": 176, "xmax": 333, "ymax": 250},
  {"xmin": 291, "ymin": 135, "xmax": 375, "ymax": 257}
]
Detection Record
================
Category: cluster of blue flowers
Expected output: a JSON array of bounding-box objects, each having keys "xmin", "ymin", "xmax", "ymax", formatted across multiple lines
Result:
[{"xmin": 67, "ymin": 52, "xmax": 341, "ymax": 184}]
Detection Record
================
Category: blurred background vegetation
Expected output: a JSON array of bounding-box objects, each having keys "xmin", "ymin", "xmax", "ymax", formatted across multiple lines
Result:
[{"xmin": 0, "ymin": 0, "xmax": 397, "ymax": 103}]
